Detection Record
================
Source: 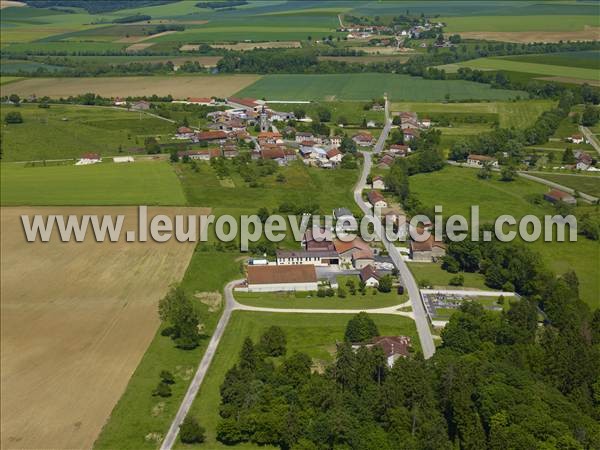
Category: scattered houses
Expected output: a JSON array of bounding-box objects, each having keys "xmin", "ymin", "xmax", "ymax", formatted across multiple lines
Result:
[
  {"xmin": 467, "ymin": 154, "xmax": 499, "ymax": 167},
  {"xmin": 544, "ymin": 189, "xmax": 577, "ymax": 206},
  {"xmin": 359, "ymin": 264, "xmax": 380, "ymax": 287},
  {"xmin": 245, "ymin": 264, "xmax": 318, "ymax": 292},
  {"xmin": 353, "ymin": 131, "xmax": 375, "ymax": 147}
]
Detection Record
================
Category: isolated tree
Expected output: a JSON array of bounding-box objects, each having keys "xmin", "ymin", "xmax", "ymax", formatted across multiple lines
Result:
[
  {"xmin": 4, "ymin": 111, "xmax": 23, "ymax": 124},
  {"xmin": 160, "ymin": 370, "xmax": 175, "ymax": 384},
  {"xmin": 345, "ymin": 312, "xmax": 379, "ymax": 342},
  {"xmin": 180, "ymin": 416, "xmax": 206, "ymax": 444},
  {"xmin": 258, "ymin": 326, "xmax": 286, "ymax": 357},
  {"xmin": 377, "ymin": 275, "xmax": 393, "ymax": 293},
  {"xmin": 158, "ymin": 286, "xmax": 201, "ymax": 349},
  {"xmin": 500, "ymin": 165, "xmax": 516, "ymax": 182},
  {"xmin": 8, "ymin": 94, "xmax": 20, "ymax": 105},
  {"xmin": 153, "ymin": 381, "xmax": 172, "ymax": 397}
]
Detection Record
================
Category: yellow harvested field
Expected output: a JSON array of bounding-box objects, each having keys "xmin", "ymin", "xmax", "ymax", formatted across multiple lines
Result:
[
  {"xmin": 117, "ymin": 30, "xmax": 179, "ymax": 44},
  {"xmin": 1, "ymin": 206, "xmax": 207, "ymax": 450},
  {"xmin": 0, "ymin": 0, "xmax": 25, "ymax": 8},
  {"xmin": 125, "ymin": 42, "xmax": 155, "ymax": 52},
  {"xmin": 1, "ymin": 75, "xmax": 262, "ymax": 99},
  {"xmin": 456, "ymin": 28, "xmax": 600, "ymax": 43}
]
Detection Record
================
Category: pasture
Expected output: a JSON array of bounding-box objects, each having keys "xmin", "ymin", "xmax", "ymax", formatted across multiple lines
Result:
[
  {"xmin": 177, "ymin": 311, "xmax": 419, "ymax": 448},
  {"xmin": 0, "ymin": 104, "xmax": 176, "ymax": 161},
  {"xmin": 0, "ymin": 205, "xmax": 202, "ymax": 450},
  {"xmin": 390, "ymin": 100, "xmax": 555, "ymax": 129},
  {"xmin": 500, "ymin": 50, "xmax": 600, "ymax": 70},
  {"xmin": 409, "ymin": 166, "xmax": 599, "ymax": 308},
  {"xmin": 1, "ymin": 161, "xmax": 186, "ymax": 206},
  {"xmin": 235, "ymin": 73, "xmax": 526, "ymax": 102},
  {"xmin": 529, "ymin": 172, "xmax": 600, "ymax": 198},
  {"xmin": 408, "ymin": 262, "xmax": 489, "ymax": 291},
  {"xmin": 0, "ymin": 75, "xmax": 261, "ymax": 100}
]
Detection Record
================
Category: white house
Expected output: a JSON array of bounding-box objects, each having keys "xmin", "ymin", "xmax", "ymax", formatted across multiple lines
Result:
[
  {"xmin": 113, "ymin": 156, "xmax": 134, "ymax": 163},
  {"xmin": 330, "ymin": 136, "xmax": 342, "ymax": 147},
  {"xmin": 246, "ymin": 264, "xmax": 318, "ymax": 292},
  {"xmin": 367, "ymin": 190, "xmax": 388, "ymax": 208},
  {"xmin": 467, "ymin": 154, "xmax": 498, "ymax": 167},
  {"xmin": 359, "ymin": 265, "xmax": 380, "ymax": 287},
  {"xmin": 372, "ymin": 175, "xmax": 386, "ymax": 190},
  {"xmin": 568, "ymin": 134, "xmax": 585, "ymax": 144},
  {"xmin": 295, "ymin": 132, "xmax": 314, "ymax": 143},
  {"xmin": 326, "ymin": 148, "xmax": 343, "ymax": 164}
]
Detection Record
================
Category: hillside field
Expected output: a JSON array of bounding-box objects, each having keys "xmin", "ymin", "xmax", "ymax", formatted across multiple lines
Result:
[
  {"xmin": 390, "ymin": 100, "xmax": 554, "ymax": 129},
  {"xmin": 0, "ymin": 104, "xmax": 176, "ymax": 161},
  {"xmin": 409, "ymin": 166, "xmax": 599, "ymax": 308},
  {"xmin": 528, "ymin": 173, "xmax": 600, "ymax": 198},
  {"xmin": 0, "ymin": 75, "xmax": 261, "ymax": 100},
  {"xmin": 235, "ymin": 73, "xmax": 527, "ymax": 102},
  {"xmin": 175, "ymin": 311, "xmax": 419, "ymax": 449},
  {"xmin": 1, "ymin": 161, "xmax": 186, "ymax": 206},
  {"xmin": 0, "ymin": 206, "xmax": 201, "ymax": 450}
]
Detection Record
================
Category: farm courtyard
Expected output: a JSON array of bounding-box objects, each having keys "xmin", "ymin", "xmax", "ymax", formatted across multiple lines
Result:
[{"xmin": 0, "ymin": 206, "xmax": 206, "ymax": 450}]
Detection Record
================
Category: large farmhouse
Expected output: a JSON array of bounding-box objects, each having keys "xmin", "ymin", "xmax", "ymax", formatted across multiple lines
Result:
[{"xmin": 246, "ymin": 264, "xmax": 318, "ymax": 292}]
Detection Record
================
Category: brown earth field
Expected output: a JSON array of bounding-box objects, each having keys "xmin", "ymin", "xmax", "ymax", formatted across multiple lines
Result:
[
  {"xmin": 0, "ymin": 206, "xmax": 207, "ymax": 450},
  {"xmin": 0, "ymin": 75, "xmax": 261, "ymax": 99},
  {"xmin": 457, "ymin": 28, "xmax": 600, "ymax": 43}
]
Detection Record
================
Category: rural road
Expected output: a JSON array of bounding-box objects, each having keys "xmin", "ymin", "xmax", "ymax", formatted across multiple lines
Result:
[
  {"xmin": 580, "ymin": 125, "xmax": 600, "ymax": 156},
  {"xmin": 159, "ymin": 278, "xmax": 243, "ymax": 450},
  {"xmin": 353, "ymin": 97, "xmax": 437, "ymax": 359}
]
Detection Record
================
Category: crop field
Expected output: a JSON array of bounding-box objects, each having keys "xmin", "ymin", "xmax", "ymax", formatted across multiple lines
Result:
[
  {"xmin": 179, "ymin": 160, "xmax": 358, "ymax": 212},
  {"xmin": 1, "ymin": 75, "xmax": 261, "ymax": 99},
  {"xmin": 1, "ymin": 161, "xmax": 186, "ymax": 206},
  {"xmin": 500, "ymin": 51, "xmax": 600, "ymax": 70},
  {"xmin": 0, "ymin": 205, "xmax": 203, "ymax": 450},
  {"xmin": 391, "ymin": 100, "xmax": 555, "ymax": 129},
  {"xmin": 450, "ymin": 57, "xmax": 598, "ymax": 83},
  {"xmin": 177, "ymin": 311, "xmax": 419, "ymax": 448},
  {"xmin": 235, "ymin": 74, "xmax": 526, "ymax": 102},
  {"xmin": 409, "ymin": 166, "xmax": 599, "ymax": 308},
  {"xmin": 0, "ymin": 104, "xmax": 177, "ymax": 161},
  {"xmin": 440, "ymin": 14, "xmax": 598, "ymax": 34}
]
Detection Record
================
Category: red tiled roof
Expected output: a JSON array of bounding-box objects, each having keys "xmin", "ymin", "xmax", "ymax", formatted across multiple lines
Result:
[
  {"xmin": 327, "ymin": 148, "xmax": 341, "ymax": 158},
  {"xmin": 468, "ymin": 154, "xmax": 494, "ymax": 161},
  {"xmin": 188, "ymin": 97, "xmax": 213, "ymax": 103},
  {"xmin": 81, "ymin": 152, "xmax": 100, "ymax": 160},
  {"xmin": 360, "ymin": 264, "xmax": 379, "ymax": 281},
  {"xmin": 247, "ymin": 264, "xmax": 317, "ymax": 285},
  {"xmin": 546, "ymin": 189, "xmax": 575, "ymax": 201},
  {"xmin": 368, "ymin": 190, "xmax": 385, "ymax": 204},
  {"xmin": 197, "ymin": 131, "xmax": 227, "ymax": 140},
  {"xmin": 334, "ymin": 237, "xmax": 371, "ymax": 255},
  {"xmin": 227, "ymin": 97, "xmax": 258, "ymax": 108}
]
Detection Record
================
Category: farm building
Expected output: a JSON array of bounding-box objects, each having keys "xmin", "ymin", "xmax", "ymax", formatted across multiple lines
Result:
[
  {"xmin": 352, "ymin": 336, "xmax": 411, "ymax": 368},
  {"xmin": 195, "ymin": 131, "xmax": 228, "ymax": 143},
  {"xmin": 76, "ymin": 153, "xmax": 101, "ymax": 165},
  {"xmin": 187, "ymin": 97, "xmax": 215, "ymax": 105},
  {"xmin": 246, "ymin": 264, "xmax": 318, "ymax": 292},
  {"xmin": 334, "ymin": 238, "xmax": 374, "ymax": 268},
  {"xmin": 544, "ymin": 189, "xmax": 577, "ymax": 206},
  {"xmin": 113, "ymin": 156, "xmax": 134, "ymax": 163},
  {"xmin": 467, "ymin": 154, "xmax": 498, "ymax": 167},
  {"xmin": 410, "ymin": 236, "xmax": 446, "ymax": 262},
  {"xmin": 276, "ymin": 249, "xmax": 339, "ymax": 266},
  {"xmin": 302, "ymin": 228, "xmax": 335, "ymax": 252}
]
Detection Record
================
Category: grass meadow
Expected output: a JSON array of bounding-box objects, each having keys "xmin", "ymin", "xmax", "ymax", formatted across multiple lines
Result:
[
  {"xmin": 174, "ymin": 311, "xmax": 419, "ymax": 449},
  {"xmin": 179, "ymin": 160, "xmax": 359, "ymax": 212},
  {"xmin": 0, "ymin": 161, "xmax": 186, "ymax": 206},
  {"xmin": 0, "ymin": 104, "xmax": 175, "ymax": 161},
  {"xmin": 440, "ymin": 14, "xmax": 597, "ymax": 32},
  {"xmin": 409, "ymin": 166, "xmax": 599, "ymax": 308},
  {"xmin": 500, "ymin": 51, "xmax": 600, "ymax": 70},
  {"xmin": 528, "ymin": 173, "xmax": 600, "ymax": 198},
  {"xmin": 235, "ymin": 74, "xmax": 526, "ymax": 102},
  {"xmin": 408, "ymin": 262, "xmax": 490, "ymax": 291}
]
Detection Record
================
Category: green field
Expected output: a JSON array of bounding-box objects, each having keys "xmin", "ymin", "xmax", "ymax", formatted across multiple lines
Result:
[
  {"xmin": 0, "ymin": 161, "xmax": 186, "ymax": 206},
  {"xmin": 409, "ymin": 166, "xmax": 599, "ymax": 308},
  {"xmin": 235, "ymin": 74, "xmax": 526, "ymax": 102},
  {"xmin": 179, "ymin": 160, "xmax": 358, "ymax": 211},
  {"xmin": 528, "ymin": 173, "xmax": 600, "ymax": 197},
  {"xmin": 440, "ymin": 14, "xmax": 597, "ymax": 32},
  {"xmin": 94, "ymin": 251, "xmax": 244, "ymax": 450},
  {"xmin": 175, "ymin": 311, "xmax": 419, "ymax": 449},
  {"xmin": 449, "ymin": 57, "xmax": 598, "ymax": 82},
  {"xmin": 0, "ymin": 104, "xmax": 175, "ymax": 161},
  {"xmin": 391, "ymin": 100, "xmax": 555, "ymax": 129},
  {"xmin": 270, "ymin": 101, "xmax": 384, "ymax": 125},
  {"xmin": 500, "ymin": 51, "xmax": 600, "ymax": 70}
]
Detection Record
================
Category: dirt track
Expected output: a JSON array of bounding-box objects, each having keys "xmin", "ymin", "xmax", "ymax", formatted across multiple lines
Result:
[{"xmin": 0, "ymin": 206, "xmax": 206, "ymax": 450}]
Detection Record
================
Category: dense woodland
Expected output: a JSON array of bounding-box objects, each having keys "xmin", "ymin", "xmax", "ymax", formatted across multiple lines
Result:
[{"xmin": 214, "ymin": 283, "xmax": 600, "ymax": 449}]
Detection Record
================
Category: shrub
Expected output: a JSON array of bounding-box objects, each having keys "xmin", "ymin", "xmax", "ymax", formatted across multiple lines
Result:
[
  {"xmin": 4, "ymin": 111, "xmax": 23, "ymax": 124},
  {"xmin": 449, "ymin": 275, "xmax": 464, "ymax": 286},
  {"xmin": 160, "ymin": 370, "xmax": 175, "ymax": 384},
  {"xmin": 153, "ymin": 381, "xmax": 172, "ymax": 397},
  {"xmin": 179, "ymin": 416, "xmax": 205, "ymax": 444}
]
